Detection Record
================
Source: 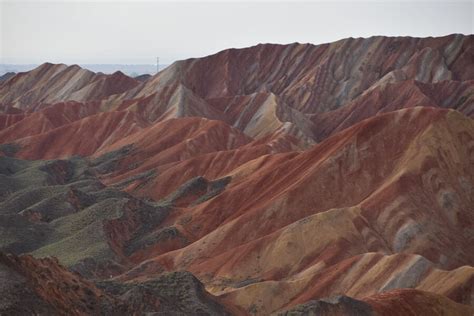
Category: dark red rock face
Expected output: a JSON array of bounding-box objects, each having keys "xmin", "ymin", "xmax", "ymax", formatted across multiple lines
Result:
[{"xmin": 0, "ymin": 35, "xmax": 473, "ymax": 315}]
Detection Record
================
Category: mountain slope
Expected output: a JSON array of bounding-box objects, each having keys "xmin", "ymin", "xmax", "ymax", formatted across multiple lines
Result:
[
  {"xmin": 0, "ymin": 35, "xmax": 473, "ymax": 315},
  {"xmin": 115, "ymin": 107, "xmax": 474, "ymax": 313},
  {"xmin": 0, "ymin": 63, "xmax": 139, "ymax": 110}
]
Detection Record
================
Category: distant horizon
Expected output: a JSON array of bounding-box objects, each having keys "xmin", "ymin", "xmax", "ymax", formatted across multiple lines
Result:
[
  {"xmin": 2, "ymin": 31, "xmax": 473, "ymax": 76},
  {"xmin": 2, "ymin": 32, "xmax": 472, "ymax": 75},
  {"xmin": 2, "ymin": 1, "xmax": 472, "ymax": 65},
  {"xmin": 0, "ymin": 63, "xmax": 168, "ymax": 76}
]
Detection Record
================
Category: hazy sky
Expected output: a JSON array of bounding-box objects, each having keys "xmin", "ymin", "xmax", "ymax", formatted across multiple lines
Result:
[{"xmin": 1, "ymin": 1, "xmax": 473, "ymax": 65}]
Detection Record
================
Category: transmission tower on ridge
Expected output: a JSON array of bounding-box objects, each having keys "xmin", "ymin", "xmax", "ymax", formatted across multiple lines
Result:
[{"xmin": 156, "ymin": 57, "xmax": 160, "ymax": 74}]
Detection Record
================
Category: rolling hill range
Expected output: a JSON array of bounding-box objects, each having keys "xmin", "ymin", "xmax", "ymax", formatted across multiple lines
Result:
[{"xmin": 0, "ymin": 34, "xmax": 473, "ymax": 315}]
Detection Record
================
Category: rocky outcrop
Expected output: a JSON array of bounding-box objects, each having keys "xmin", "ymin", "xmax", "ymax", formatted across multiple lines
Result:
[
  {"xmin": 0, "ymin": 252, "xmax": 122, "ymax": 315},
  {"xmin": 0, "ymin": 252, "xmax": 233, "ymax": 315}
]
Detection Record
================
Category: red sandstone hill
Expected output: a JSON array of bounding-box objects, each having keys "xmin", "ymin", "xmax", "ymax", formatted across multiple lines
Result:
[
  {"xmin": 1, "ymin": 34, "xmax": 472, "ymax": 155},
  {"xmin": 0, "ymin": 35, "xmax": 473, "ymax": 315},
  {"xmin": 104, "ymin": 33, "xmax": 473, "ymax": 143},
  {"xmin": 0, "ymin": 63, "xmax": 139, "ymax": 110},
  {"xmin": 114, "ymin": 107, "xmax": 474, "ymax": 314}
]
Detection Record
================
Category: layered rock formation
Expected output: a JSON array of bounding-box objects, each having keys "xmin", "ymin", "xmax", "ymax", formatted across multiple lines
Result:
[
  {"xmin": 0, "ymin": 34, "xmax": 473, "ymax": 315},
  {"xmin": 0, "ymin": 63, "xmax": 139, "ymax": 110},
  {"xmin": 0, "ymin": 252, "xmax": 233, "ymax": 315}
]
